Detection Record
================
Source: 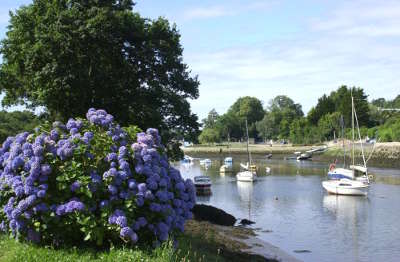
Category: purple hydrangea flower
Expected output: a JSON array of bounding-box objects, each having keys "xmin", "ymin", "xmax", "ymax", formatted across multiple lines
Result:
[{"xmin": 70, "ymin": 181, "xmax": 81, "ymax": 192}]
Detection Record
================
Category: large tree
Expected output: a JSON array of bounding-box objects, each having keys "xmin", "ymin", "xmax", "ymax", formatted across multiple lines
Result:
[
  {"xmin": 0, "ymin": 0, "xmax": 199, "ymax": 141},
  {"xmin": 329, "ymin": 86, "xmax": 370, "ymax": 127},
  {"xmin": 226, "ymin": 96, "xmax": 264, "ymax": 139},
  {"xmin": 257, "ymin": 95, "xmax": 303, "ymax": 140}
]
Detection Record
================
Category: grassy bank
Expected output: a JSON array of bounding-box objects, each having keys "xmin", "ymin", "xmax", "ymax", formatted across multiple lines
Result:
[{"xmin": 0, "ymin": 220, "xmax": 272, "ymax": 262}]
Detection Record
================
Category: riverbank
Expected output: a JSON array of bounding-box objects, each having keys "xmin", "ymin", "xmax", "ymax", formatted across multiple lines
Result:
[
  {"xmin": 182, "ymin": 142, "xmax": 400, "ymax": 167},
  {"xmin": 0, "ymin": 219, "xmax": 292, "ymax": 262},
  {"xmin": 184, "ymin": 220, "xmax": 300, "ymax": 262},
  {"xmin": 182, "ymin": 143, "xmax": 314, "ymax": 155}
]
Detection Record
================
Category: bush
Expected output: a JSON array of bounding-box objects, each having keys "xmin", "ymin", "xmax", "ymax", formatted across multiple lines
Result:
[{"xmin": 0, "ymin": 108, "xmax": 195, "ymax": 248}]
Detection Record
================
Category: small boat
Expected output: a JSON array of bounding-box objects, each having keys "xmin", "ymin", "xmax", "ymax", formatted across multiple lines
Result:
[
  {"xmin": 219, "ymin": 164, "xmax": 232, "ymax": 173},
  {"xmin": 236, "ymin": 170, "xmax": 256, "ymax": 182},
  {"xmin": 265, "ymin": 167, "xmax": 271, "ymax": 174},
  {"xmin": 182, "ymin": 155, "xmax": 194, "ymax": 163},
  {"xmin": 306, "ymin": 145, "xmax": 327, "ymax": 154},
  {"xmin": 194, "ymin": 176, "xmax": 212, "ymax": 195},
  {"xmin": 297, "ymin": 152, "xmax": 312, "ymax": 160},
  {"xmin": 237, "ymin": 119, "xmax": 257, "ymax": 182},
  {"xmin": 199, "ymin": 159, "xmax": 212, "ymax": 165},
  {"xmin": 224, "ymin": 157, "xmax": 233, "ymax": 164},
  {"xmin": 265, "ymin": 153, "xmax": 272, "ymax": 159},
  {"xmin": 322, "ymin": 179, "xmax": 368, "ymax": 196}
]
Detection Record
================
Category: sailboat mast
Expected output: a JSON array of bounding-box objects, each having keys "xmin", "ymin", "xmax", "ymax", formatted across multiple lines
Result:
[
  {"xmin": 245, "ymin": 119, "xmax": 250, "ymax": 164},
  {"xmin": 351, "ymin": 96, "xmax": 355, "ymax": 167}
]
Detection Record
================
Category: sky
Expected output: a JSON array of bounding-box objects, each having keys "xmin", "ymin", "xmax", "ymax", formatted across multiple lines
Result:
[{"xmin": 1, "ymin": 0, "xmax": 400, "ymax": 119}]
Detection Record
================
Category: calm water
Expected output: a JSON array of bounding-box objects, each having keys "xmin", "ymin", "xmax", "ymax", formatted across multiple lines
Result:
[{"xmin": 174, "ymin": 155, "xmax": 400, "ymax": 262}]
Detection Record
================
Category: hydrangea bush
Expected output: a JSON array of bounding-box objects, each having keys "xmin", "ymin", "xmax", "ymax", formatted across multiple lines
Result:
[{"xmin": 0, "ymin": 108, "xmax": 195, "ymax": 247}]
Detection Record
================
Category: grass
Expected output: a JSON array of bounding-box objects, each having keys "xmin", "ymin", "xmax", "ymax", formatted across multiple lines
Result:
[
  {"xmin": 0, "ymin": 220, "xmax": 272, "ymax": 262},
  {"xmin": 0, "ymin": 234, "xmax": 177, "ymax": 262}
]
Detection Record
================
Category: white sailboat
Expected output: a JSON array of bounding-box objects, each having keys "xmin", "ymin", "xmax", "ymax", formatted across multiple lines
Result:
[
  {"xmin": 237, "ymin": 119, "xmax": 257, "ymax": 182},
  {"xmin": 322, "ymin": 95, "xmax": 370, "ymax": 195}
]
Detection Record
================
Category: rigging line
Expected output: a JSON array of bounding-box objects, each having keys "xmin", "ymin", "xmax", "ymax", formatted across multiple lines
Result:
[{"xmin": 366, "ymin": 137, "xmax": 381, "ymax": 164}]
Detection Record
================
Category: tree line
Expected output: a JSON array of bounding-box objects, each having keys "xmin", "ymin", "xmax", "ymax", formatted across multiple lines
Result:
[{"xmin": 199, "ymin": 86, "xmax": 400, "ymax": 144}]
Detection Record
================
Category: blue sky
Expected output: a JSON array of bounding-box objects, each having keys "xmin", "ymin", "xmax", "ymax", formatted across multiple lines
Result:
[{"xmin": 1, "ymin": 1, "xmax": 400, "ymax": 119}]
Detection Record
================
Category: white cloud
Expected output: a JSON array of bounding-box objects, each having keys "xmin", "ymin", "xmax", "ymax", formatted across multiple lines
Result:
[
  {"xmin": 311, "ymin": 0, "xmax": 400, "ymax": 37},
  {"xmin": 187, "ymin": 33, "xmax": 400, "ymax": 119},
  {"xmin": 182, "ymin": 1, "xmax": 277, "ymax": 20},
  {"xmin": 183, "ymin": 6, "xmax": 233, "ymax": 20}
]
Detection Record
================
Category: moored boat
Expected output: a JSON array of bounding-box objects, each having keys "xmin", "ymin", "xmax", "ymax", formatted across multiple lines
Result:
[
  {"xmin": 224, "ymin": 157, "xmax": 233, "ymax": 164},
  {"xmin": 323, "ymin": 94, "xmax": 371, "ymax": 195},
  {"xmin": 236, "ymin": 170, "xmax": 256, "ymax": 182},
  {"xmin": 194, "ymin": 176, "xmax": 212, "ymax": 195},
  {"xmin": 219, "ymin": 164, "xmax": 232, "ymax": 173},
  {"xmin": 322, "ymin": 179, "xmax": 368, "ymax": 196},
  {"xmin": 297, "ymin": 152, "xmax": 312, "ymax": 160},
  {"xmin": 199, "ymin": 158, "xmax": 211, "ymax": 165},
  {"xmin": 237, "ymin": 119, "xmax": 257, "ymax": 182}
]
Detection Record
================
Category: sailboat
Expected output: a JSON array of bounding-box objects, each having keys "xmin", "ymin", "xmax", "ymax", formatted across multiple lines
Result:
[
  {"xmin": 237, "ymin": 119, "xmax": 257, "ymax": 182},
  {"xmin": 220, "ymin": 133, "xmax": 233, "ymax": 173},
  {"xmin": 322, "ymin": 95, "xmax": 370, "ymax": 196}
]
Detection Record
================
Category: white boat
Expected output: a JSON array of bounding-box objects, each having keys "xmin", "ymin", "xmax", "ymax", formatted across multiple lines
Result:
[
  {"xmin": 265, "ymin": 167, "xmax": 271, "ymax": 174},
  {"xmin": 322, "ymin": 179, "xmax": 368, "ymax": 196},
  {"xmin": 224, "ymin": 157, "xmax": 233, "ymax": 164},
  {"xmin": 182, "ymin": 155, "xmax": 194, "ymax": 163},
  {"xmin": 219, "ymin": 164, "xmax": 232, "ymax": 173},
  {"xmin": 323, "ymin": 95, "xmax": 370, "ymax": 194},
  {"xmin": 297, "ymin": 152, "xmax": 312, "ymax": 160},
  {"xmin": 199, "ymin": 158, "xmax": 212, "ymax": 165},
  {"xmin": 236, "ymin": 170, "xmax": 256, "ymax": 182},
  {"xmin": 237, "ymin": 119, "xmax": 257, "ymax": 182},
  {"xmin": 194, "ymin": 176, "xmax": 212, "ymax": 195}
]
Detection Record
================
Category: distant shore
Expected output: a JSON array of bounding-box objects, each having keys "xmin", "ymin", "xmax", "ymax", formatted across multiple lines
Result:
[{"xmin": 182, "ymin": 142, "xmax": 400, "ymax": 168}]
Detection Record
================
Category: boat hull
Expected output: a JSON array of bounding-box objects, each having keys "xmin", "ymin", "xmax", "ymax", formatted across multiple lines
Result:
[
  {"xmin": 236, "ymin": 171, "xmax": 256, "ymax": 182},
  {"xmin": 219, "ymin": 165, "xmax": 232, "ymax": 173},
  {"xmin": 322, "ymin": 180, "xmax": 368, "ymax": 196}
]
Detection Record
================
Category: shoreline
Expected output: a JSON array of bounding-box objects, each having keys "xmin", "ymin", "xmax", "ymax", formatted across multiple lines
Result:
[
  {"xmin": 184, "ymin": 220, "xmax": 301, "ymax": 262},
  {"xmin": 182, "ymin": 142, "xmax": 400, "ymax": 168}
]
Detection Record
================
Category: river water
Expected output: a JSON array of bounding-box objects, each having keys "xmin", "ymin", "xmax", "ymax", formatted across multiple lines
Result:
[{"xmin": 174, "ymin": 155, "xmax": 400, "ymax": 262}]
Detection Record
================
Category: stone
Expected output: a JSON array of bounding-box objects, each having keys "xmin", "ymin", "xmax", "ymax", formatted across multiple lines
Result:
[{"xmin": 192, "ymin": 204, "xmax": 236, "ymax": 226}]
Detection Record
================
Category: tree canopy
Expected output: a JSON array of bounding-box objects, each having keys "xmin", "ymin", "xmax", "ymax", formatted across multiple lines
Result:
[
  {"xmin": 0, "ymin": 110, "xmax": 44, "ymax": 142},
  {"xmin": 0, "ymin": 0, "xmax": 199, "ymax": 142}
]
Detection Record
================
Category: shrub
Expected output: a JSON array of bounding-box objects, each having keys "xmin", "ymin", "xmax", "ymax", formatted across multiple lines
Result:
[{"xmin": 0, "ymin": 108, "xmax": 195, "ymax": 248}]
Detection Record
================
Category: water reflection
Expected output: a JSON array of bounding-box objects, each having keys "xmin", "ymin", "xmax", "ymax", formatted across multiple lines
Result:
[
  {"xmin": 175, "ymin": 155, "xmax": 400, "ymax": 262},
  {"xmin": 236, "ymin": 181, "xmax": 253, "ymax": 220}
]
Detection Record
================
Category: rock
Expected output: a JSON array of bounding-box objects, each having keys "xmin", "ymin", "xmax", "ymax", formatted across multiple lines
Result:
[
  {"xmin": 239, "ymin": 219, "xmax": 255, "ymax": 225},
  {"xmin": 293, "ymin": 250, "xmax": 312, "ymax": 253},
  {"xmin": 192, "ymin": 204, "xmax": 236, "ymax": 226},
  {"xmin": 261, "ymin": 229, "xmax": 273, "ymax": 233}
]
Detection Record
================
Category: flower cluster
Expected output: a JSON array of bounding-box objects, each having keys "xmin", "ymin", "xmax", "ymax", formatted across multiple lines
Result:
[{"xmin": 0, "ymin": 108, "xmax": 195, "ymax": 246}]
